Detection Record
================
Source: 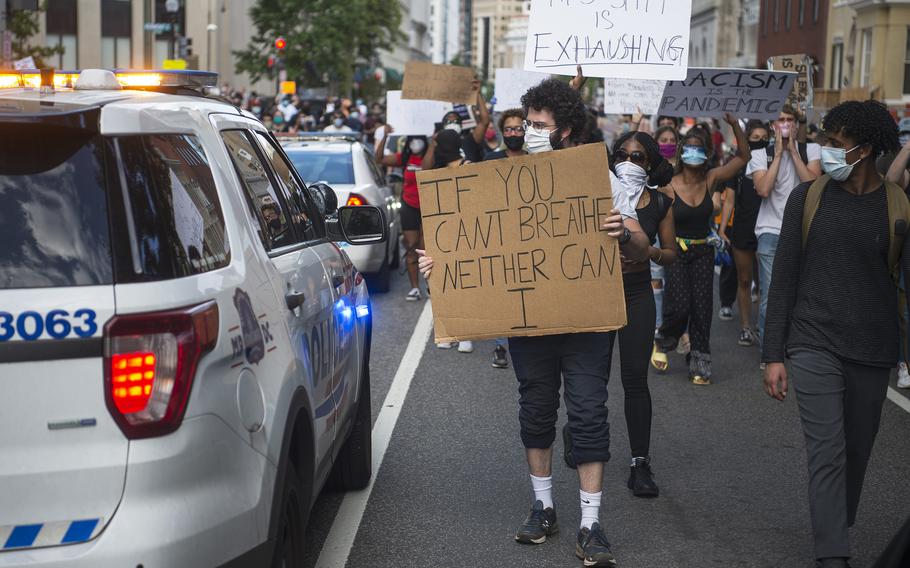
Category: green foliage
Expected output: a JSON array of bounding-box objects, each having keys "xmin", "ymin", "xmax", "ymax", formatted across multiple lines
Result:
[
  {"xmin": 234, "ymin": 0, "xmax": 404, "ymax": 91},
  {"xmin": 8, "ymin": 3, "xmax": 64, "ymax": 69}
]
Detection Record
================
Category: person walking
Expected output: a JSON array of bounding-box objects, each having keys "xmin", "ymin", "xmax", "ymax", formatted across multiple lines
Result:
[{"xmin": 763, "ymin": 99, "xmax": 909, "ymax": 568}]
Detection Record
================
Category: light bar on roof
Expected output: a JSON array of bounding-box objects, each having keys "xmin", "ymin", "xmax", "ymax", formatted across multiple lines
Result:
[
  {"xmin": 0, "ymin": 69, "xmax": 218, "ymax": 90},
  {"xmin": 0, "ymin": 70, "xmax": 79, "ymax": 89}
]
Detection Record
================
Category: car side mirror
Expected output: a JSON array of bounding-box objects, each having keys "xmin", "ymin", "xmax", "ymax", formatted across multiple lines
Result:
[
  {"xmin": 326, "ymin": 205, "xmax": 387, "ymax": 245},
  {"xmin": 309, "ymin": 182, "xmax": 338, "ymax": 216}
]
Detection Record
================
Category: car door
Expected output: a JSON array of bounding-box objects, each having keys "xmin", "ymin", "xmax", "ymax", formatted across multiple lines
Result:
[
  {"xmin": 219, "ymin": 128, "xmax": 338, "ymax": 485},
  {"xmin": 254, "ymin": 132, "xmax": 363, "ymax": 445},
  {"xmin": 363, "ymin": 147, "xmax": 399, "ymax": 259}
]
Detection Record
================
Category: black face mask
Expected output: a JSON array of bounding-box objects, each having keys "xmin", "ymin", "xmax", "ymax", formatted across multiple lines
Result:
[
  {"xmin": 749, "ymin": 139, "xmax": 770, "ymax": 151},
  {"xmin": 503, "ymin": 135, "xmax": 525, "ymax": 151}
]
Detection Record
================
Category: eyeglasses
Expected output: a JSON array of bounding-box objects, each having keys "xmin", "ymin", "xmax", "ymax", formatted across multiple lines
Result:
[
  {"xmin": 523, "ymin": 119, "xmax": 556, "ymax": 131},
  {"xmin": 613, "ymin": 150, "xmax": 648, "ymax": 166},
  {"xmin": 503, "ymin": 126, "xmax": 525, "ymax": 135}
]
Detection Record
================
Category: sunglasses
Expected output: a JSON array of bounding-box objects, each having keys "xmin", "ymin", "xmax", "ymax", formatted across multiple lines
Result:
[{"xmin": 613, "ymin": 150, "xmax": 647, "ymax": 166}]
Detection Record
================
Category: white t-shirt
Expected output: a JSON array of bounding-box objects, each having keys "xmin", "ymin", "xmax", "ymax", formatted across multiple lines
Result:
[
  {"xmin": 746, "ymin": 142, "xmax": 821, "ymax": 236},
  {"xmin": 609, "ymin": 170, "xmax": 640, "ymax": 221}
]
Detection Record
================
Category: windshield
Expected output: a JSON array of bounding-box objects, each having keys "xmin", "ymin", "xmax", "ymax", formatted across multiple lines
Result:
[
  {"xmin": 0, "ymin": 124, "xmax": 112, "ymax": 289},
  {"xmin": 286, "ymin": 148, "xmax": 355, "ymax": 185}
]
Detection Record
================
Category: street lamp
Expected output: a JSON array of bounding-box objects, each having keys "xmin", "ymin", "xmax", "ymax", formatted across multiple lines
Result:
[{"xmin": 206, "ymin": 23, "xmax": 217, "ymax": 72}]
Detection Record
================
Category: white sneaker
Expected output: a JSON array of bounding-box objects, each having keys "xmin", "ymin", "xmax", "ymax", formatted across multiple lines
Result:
[
  {"xmin": 405, "ymin": 287, "xmax": 421, "ymax": 301},
  {"xmin": 437, "ymin": 342, "xmax": 454, "ymax": 349},
  {"xmin": 457, "ymin": 341, "xmax": 474, "ymax": 353},
  {"xmin": 898, "ymin": 362, "xmax": 910, "ymax": 388},
  {"xmin": 719, "ymin": 307, "xmax": 734, "ymax": 321}
]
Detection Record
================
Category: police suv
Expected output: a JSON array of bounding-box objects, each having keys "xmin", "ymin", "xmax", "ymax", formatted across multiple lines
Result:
[{"xmin": 0, "ymin": 69, "xmax": 382, "ymax": 567}]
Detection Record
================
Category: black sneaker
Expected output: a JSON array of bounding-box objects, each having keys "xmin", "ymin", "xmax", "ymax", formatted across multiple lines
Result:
[
  {"xmin": 562, "ymin": 424, "xmax": 577, "ymax": 470},
  {"xmin": 492, "ymin": 345, "xmax": 509, "ymax": 368},
  {"xmin": 575, "ymin": 522, "xmax": 617, "ymax": 567},
  {"xmin": 738, "ymin": 328, "xmax": 755, "ymax": 346},
  {"xmin": 515, "ymin": 500, "xmax": 558, "ymax": 544},
  {"xmin": 628, "ymin": 457, "xmax": 659, "ymax": 498}
]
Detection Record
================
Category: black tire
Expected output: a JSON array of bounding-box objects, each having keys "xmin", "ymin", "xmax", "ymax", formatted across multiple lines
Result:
[
  {"xmin": 366, "ymin": 248, "xmax": 391, "ymax": 293},
  {"xmin": 389, "ymin": 236, "xmax": 401, "ymax": 270},
  {"xmin": 328, "ymin": 367, "xmax": 372, "ymax": 490},
  {"xmin": 271, "ymin": 462, "xmax": 305, "ymax": 568}
]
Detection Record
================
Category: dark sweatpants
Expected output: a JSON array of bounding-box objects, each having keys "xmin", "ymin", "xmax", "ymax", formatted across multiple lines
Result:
[
  {"xmin": 509, "ymin": 332, "xmax": 614, "ymax": 465},
  {"xmin": 789, "ymin": 348, "xmax": 891, "ymax": 559}
]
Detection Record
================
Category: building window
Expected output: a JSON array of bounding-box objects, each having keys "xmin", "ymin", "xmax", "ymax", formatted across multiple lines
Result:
[
  {"xmin": 831, "ymin": 43, "xmax": 843, "ymax": 89},
  {"xmin": 904, "ymin": 28, "xmax": 910, "ymax": 94},
  {"xmin": 798, "ymin": 0, "xmax": 805, "ymax": 26},
  {"xmin": 773, "ymin": 0, "xmax": 779, "ymax": 32},
  {"xmin": 813, "ymin": 0, "xmax": 819, "ymax": 23},
  {"xmin": 102, "ymin": 0, "xmax": 132, "ymax": 69},
  {"xmin": 860, "ymin": 29, "xmax": 872, "ymax": 87},
  {"xmin": 785, "ymin": 0, "xmax": 791, "ymax": 29},
  {"xmin": 46, "ymin": 0, "xmax": 77, "ymax": 69}
]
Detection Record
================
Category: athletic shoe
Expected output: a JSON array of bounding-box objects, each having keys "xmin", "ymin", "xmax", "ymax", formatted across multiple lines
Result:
[
  {"xmin": 628, "ymin": 457, "xmax": 659, "ymax": 498},
  {"xmin": 405, "ymin": 287, "xmax": 422, "ymax": 301},
  {"xmin": 738, "ymin": 328, "xmax": 755, "ymax": 346},
  {"xmin": 719, "ymin": 306, "xmax": 734, "ymax": 320},
  {"xmin": 457, "ymin": 341, "xmax": 474, "ymax": 353},
  {"xmin": 759, "ymin": 362, "xmax": 767, "ymax": 371},
  {"xmin": 515, "ymin": 500, "xmax": 558, "ymax": 544},
  {"xmin": 575, "ymin": 522, "xmax": 617, "ymax": 567},
  {"xmin": 690, "ymin": 375, "xmax": 711, "ymax": 385},
  {"xmin": 437, "ymin": 342, "xmax": 454, "ymax": 349},
  {"xmin": 898, "ymin": 362, "xmax": 910, "ymax": 389},
  {"xmin": 492, "ymin": 345, "xmax": 509, "ymax": 368},
  {"xmin": 751, "ymin": 284, "xmax": 759, "ymax": 303},
  {"xmin": 562, "ymin": 424, "xmax": 577, "ymax": 470}
]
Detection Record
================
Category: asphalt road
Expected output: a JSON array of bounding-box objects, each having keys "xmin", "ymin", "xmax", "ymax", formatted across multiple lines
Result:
[{"xmin": 303, "ymin": 265, "xmax": 910, "ymax": 568}]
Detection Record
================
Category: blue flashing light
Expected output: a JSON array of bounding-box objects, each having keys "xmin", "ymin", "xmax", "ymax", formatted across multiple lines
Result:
[
  {"xmin": 356, "ymin": 304, "xmax": 370, "ymax": 318},
  {"xmin": 335, "ymin": 299, "xmax": 353, "ymax": 322}
]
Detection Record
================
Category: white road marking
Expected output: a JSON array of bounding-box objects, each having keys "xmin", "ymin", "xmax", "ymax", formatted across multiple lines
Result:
[
  {"xmin": 888, "ymin": 387, "xmax": 910, "ymax": 414},
  {"xmin": 315, "ymin": 301, "xmax": 434, "ymax": 568}
]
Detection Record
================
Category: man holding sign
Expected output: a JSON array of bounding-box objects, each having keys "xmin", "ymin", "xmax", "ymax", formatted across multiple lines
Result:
[{"xmin": 419, "ymin": 79, "xmax": 649, "ymax": 567}]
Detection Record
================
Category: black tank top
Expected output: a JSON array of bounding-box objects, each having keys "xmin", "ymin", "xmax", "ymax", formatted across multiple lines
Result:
[
  {"xmin": 672, "ymin": 182, "xmax": 713, "ymax": 240},
  {"xmin": 636, "ymin": 187, "xmax": 673, "ymax": 244}
]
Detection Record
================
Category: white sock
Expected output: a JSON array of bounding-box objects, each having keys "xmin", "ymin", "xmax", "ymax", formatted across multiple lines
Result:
[
  {"xmin": 530, "ymin": 474, "xmax": 553, "ymax": 509},
  {"xmin": 579, "ymin": 489, "xmax": 602, "ymax": 530}
]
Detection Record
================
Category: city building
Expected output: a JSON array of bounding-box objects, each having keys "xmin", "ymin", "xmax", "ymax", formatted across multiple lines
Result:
[
  {"xmin": 429, "ymin": 0, "xmax": 460, "ymax": 65},
  {"xmin": 502, "ymin": 0, "xmax": 529, "ymax": 69},
  {"xmin": 689, "ymin": 0, "xmax": 759, "ymax": 68},
  {"xmin": 471, "ymin": 0, "xmax": 523, "ymax": 80},
  {"xmin": 379, "ymin": 0, "xmax": 432, "ymax": 75},
  {"xmin": 757, "ymin": 0, "xmax": 829, "ymax": 88},
  {"xmin": 460, "ymin": 0, "xmax": 473, "ymax": 66}
]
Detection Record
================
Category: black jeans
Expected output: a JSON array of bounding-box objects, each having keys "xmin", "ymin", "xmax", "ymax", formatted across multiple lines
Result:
[
  {"xmin": 606, "ymin": 270, "xmax": 655, "ymax": 458},
  {"xmin": 719, "ymin": 260, "xmax": 737, "ymax": 308},
  {"xmin": 509, "ymin": 332, "xmax": 614, "ymax": 465}
]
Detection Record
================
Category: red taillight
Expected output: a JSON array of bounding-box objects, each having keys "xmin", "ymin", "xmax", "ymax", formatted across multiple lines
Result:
[
  {"xmin": 104, "ymin": 301, "xmax": 219, "ymax": 439},
  {"xmin": 346, "ymin": 194, "xmax": 367, "ymax": 206}
]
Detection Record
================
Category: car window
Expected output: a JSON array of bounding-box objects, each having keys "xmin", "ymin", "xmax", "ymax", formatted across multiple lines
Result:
[
  {"xmin": 221, "ymin": 130, "xmax": 296, "ymax": 252},
  {"xmin": 286, "ymin": 148, "xmax": 355, "ymax": 185},
  {"xmin": 114, "ymin": 134, "xmax": 230, "ymax": 282},
  {"xmin": 0, "ymin": 124, "xmax": 112, "ymax": 289},
  {"xmin": 364, "ymin": 148, "xmax": 387, "ymax": 187},
  {"xmin": 253, "ymin": 132, "xmax": 321, "ymax": 242}
]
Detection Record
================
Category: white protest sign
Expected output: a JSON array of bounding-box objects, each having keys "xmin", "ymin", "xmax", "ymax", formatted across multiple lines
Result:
[
  {"xmin": 523, "ymin": 0, "xmax": 692, "ymax": 80},
  {"xmin": 602, "ymin": 78, "xmax": 666, "ymax": 115},
  {"xmin": 494, "ymin": 68, "xmax": 549, "ymax": 109},
  {"xmin": 658, "ymin": 68, "xmax": 798, "ymax": 120},
  {"xmin": 386, "ymin": 90, "xmax": 453, "ymax": 136}
]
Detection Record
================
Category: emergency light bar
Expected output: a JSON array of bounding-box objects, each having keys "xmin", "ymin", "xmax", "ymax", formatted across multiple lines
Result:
[{"xmin": 0, "ymin": 69, "xmax": 218, "ymax": 90}]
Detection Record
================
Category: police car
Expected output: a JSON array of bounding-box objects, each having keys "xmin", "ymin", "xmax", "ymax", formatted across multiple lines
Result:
[{"xmin": 0, "ymin": 69, "xmax": 383, "ymax": 567}]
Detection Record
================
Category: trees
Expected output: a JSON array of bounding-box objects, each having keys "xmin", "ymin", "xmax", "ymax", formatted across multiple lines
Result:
[
  {"xmin": 234, "ymin": 0, "xmax": 403, "ymax": 93},
  {"xmin": 8, "ymin": 4, "xmax": 64, "ymax": 68}
]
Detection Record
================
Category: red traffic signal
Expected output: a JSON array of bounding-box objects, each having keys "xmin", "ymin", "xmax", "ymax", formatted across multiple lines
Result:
[{"xmin": 274, "ymin": 37, "xmax": 286, "ymax": 50}]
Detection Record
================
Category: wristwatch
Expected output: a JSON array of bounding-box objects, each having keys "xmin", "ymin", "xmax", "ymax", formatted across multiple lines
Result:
[{"xmin": 618, "ymin": 227, "xmax": 632, "ymax": 245}]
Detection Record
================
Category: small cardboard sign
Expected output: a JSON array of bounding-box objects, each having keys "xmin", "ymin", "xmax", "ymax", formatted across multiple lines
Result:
[
  {"xmin": 768, "ymin": 54, "xmax": 812, "ymax": 111},
  {"xmin": 523, "ymin": 0, "xmax": 693, "ymax": 80},
  {"xmin": 402, "ymin": 61, "xmax": 476, "ymax": 104},
  {"xmin": 602, "ymin": 78, "xmax": 666, "ymax": 115},
  {"xmin": 494, "ymin": 68, "xmax": 549, "ymax": 109},
  {"xmin": 386, "ymin": 90, "xmax": 453, "ymax": 136},
  {"xmin": 658, "ymin": 67, "xmax": 798, "ymax": 120},
  {"xmin": 417, "ymin": 143, "xmax": 627, "ymax": 343}
]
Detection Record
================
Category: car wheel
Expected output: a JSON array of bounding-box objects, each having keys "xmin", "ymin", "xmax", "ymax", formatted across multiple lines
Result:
[
  {"xmin": 272, "ymin": 462, "xmax": 305, "ymax": 568},
  {"xmin": 366, "ymin": 248, "xmax": 391, "ymax": 294},
  {"xmin": 389, "ymin": 235, "xmax": 401, "ymax": 270},
  {"xmin": 328, "ymin": 366, "xmax": 372, "ymax": 491}
]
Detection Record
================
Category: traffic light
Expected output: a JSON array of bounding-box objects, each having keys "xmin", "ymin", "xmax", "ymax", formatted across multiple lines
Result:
[{"xmin": 274, "ymin": 37, "xmax": 286, "ymax": 51}]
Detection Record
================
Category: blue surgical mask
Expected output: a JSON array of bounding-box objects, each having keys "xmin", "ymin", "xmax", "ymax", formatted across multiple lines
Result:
[
  {"xmin": 680, "ymin": 145, "xmax": 707, "ymax": 166},
  {"xmin": 821, "ymin": 144, "xmax": 863, "ymax": 182}
]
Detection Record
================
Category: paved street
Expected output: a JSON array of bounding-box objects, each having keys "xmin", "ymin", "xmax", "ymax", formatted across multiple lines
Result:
[{"xmin": 301, "ymin": 266, "xmax": 910, "ymax": 568}]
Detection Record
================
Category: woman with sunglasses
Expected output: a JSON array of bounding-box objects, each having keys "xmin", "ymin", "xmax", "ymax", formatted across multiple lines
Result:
[{"xmin": 652, "ymin": 113, "xmax": 750, "ymax": 384}]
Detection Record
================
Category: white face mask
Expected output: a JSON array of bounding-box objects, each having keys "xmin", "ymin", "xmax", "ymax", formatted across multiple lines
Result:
[
  {"xmin": 444, "ymin": 122, "xmax": 463, "ymax": 134},
  {"xmin": 408, "ymin": 139, "xmax": 426, "ymax": 154},
  {"xmin": 525, "ymin": 125, "xmax": 555, "ymax": 154},
  {"xmin": 821, "ymin": 144, "xmax": 863, "ymax": 182},
  {"xmin": 614, "ymin": 161, "xmax": 649, "ymax": 192}
]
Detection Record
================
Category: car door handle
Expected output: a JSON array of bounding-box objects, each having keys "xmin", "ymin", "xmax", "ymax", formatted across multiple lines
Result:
[
  {"xmin": 285, "ymin": 291, "xmax": 306, "ymax": 310},
  {"xmin": 332, "ymin": 275, "xmax": 345, "ymax": 288}
]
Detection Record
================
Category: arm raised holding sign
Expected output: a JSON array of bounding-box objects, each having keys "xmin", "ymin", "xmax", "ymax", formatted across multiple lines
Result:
[{"xmin": 705, "ymin": 113, "xmax": 751, "ymax": 191}]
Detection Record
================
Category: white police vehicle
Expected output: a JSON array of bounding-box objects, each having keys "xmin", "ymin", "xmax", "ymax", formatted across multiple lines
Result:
[{"xmin": 0, "ymin": 69, "xmax": 382, "ymax": 567}]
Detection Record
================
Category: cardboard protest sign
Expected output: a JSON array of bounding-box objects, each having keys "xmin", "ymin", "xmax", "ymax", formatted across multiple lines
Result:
[
  {"xmin": 658, "ymin": 68, "xmax": 798, "ymax": 120},
  {"xmin": 494, "ymin": 68, "xmax": 549, "ymax": 109},
  {"xmin": 416, "ymin": 144, "xmax": 627, "ymax": 343},
  {"xmin": 386, "ymin": 90, "xmax": 453, "ymax": 136},
  {"xmin": 602, "ymin": 78, "xmax": 666, "ymax": 115},
  {"xmin": 523, "ymin": 0, "xmax": 693, "ymax": 80},
  {"xmin": 402, "ymin": 61, "xmax": 476, "ymax": 104},
  {"xmin": 768, "ymin": 54, "xmax": 812, "ymax": 111}
]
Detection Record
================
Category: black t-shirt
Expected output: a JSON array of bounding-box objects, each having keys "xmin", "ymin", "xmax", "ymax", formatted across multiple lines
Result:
[
  {"xmin": 484, "ymin": 150, "xmax": 507, "ymax": 161},
  {"xmin": 725, "ymin": 168, "xmax": 763, "ymax": 229},
  {"xmin": 636, "ymin": 187, "xmax": 673, "ymax": 244},
  {"xmin": 460, "ymin": 132, "xmax": 483, "ymax": 163}
]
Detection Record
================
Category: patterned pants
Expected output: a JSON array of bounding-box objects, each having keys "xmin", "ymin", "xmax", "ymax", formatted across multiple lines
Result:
[{"xmin": 655, "ymin": 243, "xmax": 714, "ymax": 377}]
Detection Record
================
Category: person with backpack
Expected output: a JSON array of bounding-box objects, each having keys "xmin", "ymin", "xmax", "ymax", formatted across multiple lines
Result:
[
  {"xmin": 748, "ymin": 106, "xmax": 822, "ymax": 351},
  {"xmin": 763, "ymin": 99, "xmax": 910, "ymax": 568}
]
